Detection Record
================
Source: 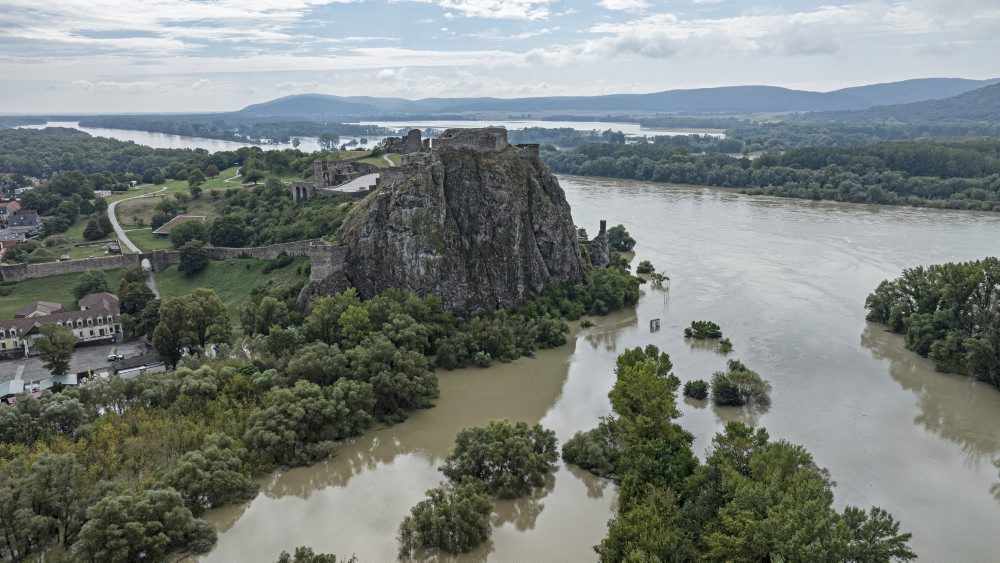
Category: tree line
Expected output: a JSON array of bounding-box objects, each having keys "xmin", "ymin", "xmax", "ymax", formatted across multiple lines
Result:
[
  {"xmin": 562, "ymin": 345, "xmax": 916, "ymax": 560},
  {"xmin": 542, "ymin": 139, "xmax": 1000, "ymax": 211},
  {"xmin": 0, "ymin": 253, "xmax": 642, "ymax": 560},
  {"xmin": 866, "ymin": 257, "xmax": 1000, "ymax": 388}
]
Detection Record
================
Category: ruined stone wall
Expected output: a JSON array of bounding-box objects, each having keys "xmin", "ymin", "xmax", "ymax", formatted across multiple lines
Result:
[
  {"xmin": 434, "ymin": 128, "xmax": 509, "ymax": 153},
  {"xmin": 203, "ymin": 239, "xmax": 326, "ymax": 261}
]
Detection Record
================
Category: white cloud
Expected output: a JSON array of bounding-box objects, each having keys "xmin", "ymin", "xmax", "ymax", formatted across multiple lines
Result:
[
  {"xmin": 598, "ymin": 0, "xmax": 649, "ymax": 11},
  {"xmin": 416, "ymin": 0, "xmax": 558, "ymax": 20}
]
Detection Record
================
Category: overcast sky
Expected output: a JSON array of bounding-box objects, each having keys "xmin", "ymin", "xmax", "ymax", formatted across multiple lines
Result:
[{"xmin": 1, "ymin": 0, "xmax": 997, "ymax": 113}]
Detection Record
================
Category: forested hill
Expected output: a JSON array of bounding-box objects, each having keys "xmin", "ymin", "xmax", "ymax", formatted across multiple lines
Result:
[
  {"xmin": 805, "ymin": 82, "xmax": 1000, "ymax": 124},
  {"xmin": 235, "ymin": 77, "xmax": 1000, "ymax": 118}
]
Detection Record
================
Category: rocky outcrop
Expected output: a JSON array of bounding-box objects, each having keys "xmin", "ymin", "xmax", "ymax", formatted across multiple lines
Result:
[{"xmin": 315, "ymin": 128, "xmax": 584, "ymax": 315}]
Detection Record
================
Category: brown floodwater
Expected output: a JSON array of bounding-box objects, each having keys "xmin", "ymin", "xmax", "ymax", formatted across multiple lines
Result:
[{"xmin": 200, "ymin": 176, "xmax": 1000, "ymax": 562}]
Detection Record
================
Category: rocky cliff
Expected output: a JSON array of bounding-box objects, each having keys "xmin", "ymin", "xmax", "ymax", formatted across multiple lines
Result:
[{"xmin": 311, "ymin": 128, "xmax": 585, "ymax": 315}]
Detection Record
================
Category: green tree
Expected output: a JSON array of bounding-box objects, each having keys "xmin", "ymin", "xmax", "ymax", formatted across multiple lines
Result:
[
  {"xmin": 159, "ymin": 435, "xmax": 257, "ymax": 515},
  {"xmin": 440, "ymin": 420, "xmax": 558, "ymax": 499},
  {"xmin": 187, "ymin": 168, "xmax": 206, "ymax": 188},
  {"xmin": 36, "ymin": 324, "xmax": 75, "ymax": 375},
  {"xmin": 170, "ymin": 220, "xmax": 208, "ymax": 248},
  {"xmin": 244, "ymin": 380, "xmax": 374, "ymax": 465},
  {"xmin": 397, "ymin": 481, "xmax": 493, "ymax": 558},
  {"xmin": 118, "ymin": 281, "xmax": 154, "ymax": 317},
  {"xmin": 205, "ymin": 164, "xmax": 220, "ymax": 178},
  {"xmin": 178, "ymin": 240, "xmax": 208, "ymax": 276},
  {"xmin": 607, "ymin": 224, "xmax": 636, "ymax": 252},
  {"xmin": 73, "ymin": 488, "xmax": 216, "ymax": 562},
  {"xmin": 209, "ymin": 215, "xmax": 249, "ymax": 247},
  {"xmin": 72, "ymin": 270, "xmax": 109, "ymax": 299},
  {"xmin": 82, "ymin": 217, "xmax": 104, "ymax": 241},
  {"xmin": 684, "ymin": 320, "xmax": 723, "ymax": 339},
  {"xmin": 635, "ymin": 260, "xmax": 655, "ymax": 274}
]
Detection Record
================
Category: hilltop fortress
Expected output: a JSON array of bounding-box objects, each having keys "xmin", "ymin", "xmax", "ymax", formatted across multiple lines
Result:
[{"xmin": 300, "ymin": 127, "xmax": 601, "ymax": 315}]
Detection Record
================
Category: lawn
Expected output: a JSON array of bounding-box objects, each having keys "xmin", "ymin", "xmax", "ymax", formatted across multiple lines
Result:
[
  {"xmin": 154, "ymin": 257, "xmax": 309, "ymax": 317},
  {"xmin": 356, "ymin": 153, "xmax": 400, "ymax": 169},
  {"xmin": 0, "ymin": 269, "xmax": 122, "ymax": 319},
  {"xmin": 123, "ymin": 229, "xmax": 173, "ymax": 252}
]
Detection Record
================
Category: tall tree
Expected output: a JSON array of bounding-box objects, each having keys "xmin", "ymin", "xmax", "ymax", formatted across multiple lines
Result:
[{"xmin": 35, "ymin": 324, "xmax": 75, "ymax": 375}]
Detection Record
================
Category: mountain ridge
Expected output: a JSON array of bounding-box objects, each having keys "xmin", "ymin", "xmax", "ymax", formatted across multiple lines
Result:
[{"xmin": 236, "ymin": 77, "xmax": 1000, "ymax": 119}]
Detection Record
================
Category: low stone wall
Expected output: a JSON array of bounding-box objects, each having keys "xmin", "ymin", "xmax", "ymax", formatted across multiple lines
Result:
[
  {"xmin": 0, "ymin": 254, "xmax": 143, "ymax": 282},
  {"xmin": 0, "ymin": 239, "xmax": 329, "ymax": 283},
  {"xmin": 205, "ymin": 239, "xmax": 323, "ymax": 261}
]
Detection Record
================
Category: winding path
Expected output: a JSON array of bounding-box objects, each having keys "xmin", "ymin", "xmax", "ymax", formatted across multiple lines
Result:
[{"xmin": 107, "ymin": 186, "xmax": 167, "ymax": 297}]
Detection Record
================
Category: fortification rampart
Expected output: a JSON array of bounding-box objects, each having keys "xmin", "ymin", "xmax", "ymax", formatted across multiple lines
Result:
[
  {"xmin": 434, "ymin": 128, "xmax": 509, "ymax": 153},
  {"xmin": 0, "ymin": 240, "xmax": 329, "ymax": 283}
]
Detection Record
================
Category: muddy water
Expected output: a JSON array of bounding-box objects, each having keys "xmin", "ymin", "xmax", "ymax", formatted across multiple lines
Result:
[{"xmin": 201, "ymin": 177, "xmax": 1000, "ymax": 562}]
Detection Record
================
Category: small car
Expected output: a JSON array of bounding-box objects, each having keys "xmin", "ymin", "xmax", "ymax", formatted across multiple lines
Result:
[{"xmin": 107, "ymin": 353, "xmax": 124, "ymax": 362}]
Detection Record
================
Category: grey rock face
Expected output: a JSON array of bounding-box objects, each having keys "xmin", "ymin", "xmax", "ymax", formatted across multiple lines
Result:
[{"xmin": 336, "ymin": 128, "xmax": 583, "ymax": 315}]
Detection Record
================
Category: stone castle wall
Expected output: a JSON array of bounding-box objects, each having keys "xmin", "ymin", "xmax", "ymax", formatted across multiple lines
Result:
[
  {"xmin": 0, "ymin": 239, "xmax": 330, "ymax": 283},
  {"xmin": 434, "ymin": 128, "xmax": 509, "ymax": 153}
]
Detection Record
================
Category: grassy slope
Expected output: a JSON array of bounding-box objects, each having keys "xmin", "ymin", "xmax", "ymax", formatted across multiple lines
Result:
[
  {"xmin": 0, "ymin": 269, "xmax": 122, "ymax": 319},
  {"xmin": 154, "ymin": 257, "xmax": 308, "ymax": 317}
]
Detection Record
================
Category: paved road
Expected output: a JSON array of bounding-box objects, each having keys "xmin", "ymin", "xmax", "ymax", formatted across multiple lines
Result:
[
  {"xmin": 107, "ymin": 187, "xmax": 166, "ymax": 296},
  {"xmin": 0, "ymin": 341, "xmax": 148, "ymax": 383},
  {"xmin": 107, "ymin": 186, "xmax": 166, "ymax": 253}
]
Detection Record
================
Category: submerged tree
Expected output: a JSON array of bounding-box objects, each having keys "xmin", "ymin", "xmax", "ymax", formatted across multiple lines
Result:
[{"xmin": 397, "ymin": 481, "xmax": 493, "ymax": 558}]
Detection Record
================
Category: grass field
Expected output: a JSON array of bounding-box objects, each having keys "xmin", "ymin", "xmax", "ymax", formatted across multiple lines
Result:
[
  {"xmin": 0, "ymin": 269, "xmax": 122, "ymax": 319},
  {"xmin": 154, "ymin": 257, "xmax": 309, "ymax": 317}
]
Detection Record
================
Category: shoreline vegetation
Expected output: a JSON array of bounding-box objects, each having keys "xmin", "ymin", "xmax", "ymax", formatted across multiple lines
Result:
[
  {"xmin": 866, "ymin": 257, "xmax": 1000, "ymax": 389},
  {"xmin": 562, "ymin": 345, "xmax": 915, "ymax": 560},
  {"xmin": 0, "ymin": 245, "xmax": 642, "ymax": 560}
]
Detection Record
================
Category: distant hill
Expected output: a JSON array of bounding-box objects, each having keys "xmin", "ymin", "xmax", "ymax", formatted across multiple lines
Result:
[
  {"xmin": 235, "ymin": 77, "xmax": 1000, "ymax": 119},
  {"xmin": 828, "ymin": 77, "xmax": 1000, "ymax": 107},
  {"xmin": 238, "ymin": 94, "xmax": 382, "ymax": 119},
  {"xmin": 805, "ymin": 82, "xmax": 1000, "ymax": 124}
]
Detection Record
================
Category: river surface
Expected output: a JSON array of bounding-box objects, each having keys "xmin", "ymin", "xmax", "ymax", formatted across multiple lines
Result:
[
  {"xmin": 199, "ymin": 176, "xmax": 1000, "ymax": 561},
  {"xmin": 353, "ymin": 119, "xmax": 725, "ymax": 139},
  {"xmin": 16, "ymin": 122, "xmax": 383, "ymax": 153},
  {"xmin": 19, "ymin": 120, "xmax": 721, "ymax": 155}
]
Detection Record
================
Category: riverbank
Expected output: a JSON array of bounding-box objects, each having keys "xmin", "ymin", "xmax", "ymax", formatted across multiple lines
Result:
[{"xmin": 197, "ymin": 175, "xmax": 1000, "ymax": 561}]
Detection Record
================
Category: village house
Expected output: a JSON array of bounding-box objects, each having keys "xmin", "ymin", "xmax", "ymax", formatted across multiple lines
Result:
[
  {"xmin": 0, "ymin": 201, "xmax": 21, "ymax": 225},
  {"xmin": 0, "ymin": 292, "xmax": 123, "ymax": 359}
]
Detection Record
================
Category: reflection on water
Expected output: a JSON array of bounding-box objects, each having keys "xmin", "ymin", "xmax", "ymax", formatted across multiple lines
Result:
[
  {"xmin": 860, "ymin": 323, "xmax": 1000, "ymax": 464},
  {"xmin": 202, "ymin": 176, "xmax": 1000, "ymax": 562}
]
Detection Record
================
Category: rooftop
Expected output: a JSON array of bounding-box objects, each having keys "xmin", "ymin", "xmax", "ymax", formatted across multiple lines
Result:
[
  {"xmin": 15, "ymin": 300, "xmax": 64, "ymax": 318},
  {"xmin": 79, "ymin": 292, "xmax": 120, "ymax": 314}
]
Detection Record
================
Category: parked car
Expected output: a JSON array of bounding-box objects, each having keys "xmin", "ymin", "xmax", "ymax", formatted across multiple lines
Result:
[{"xmin": 107, "ymin": 353, "xmax": 124, "ymax": 362}]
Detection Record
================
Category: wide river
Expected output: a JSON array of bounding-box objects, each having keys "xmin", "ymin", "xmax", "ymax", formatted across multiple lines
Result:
[
  {"xmin": 195, "ymin": 176, "xmax": 1000, "ymax": 562},
  {"xmin": 19, "ymin": 120, "xmax": 723, "ymax": 153}
]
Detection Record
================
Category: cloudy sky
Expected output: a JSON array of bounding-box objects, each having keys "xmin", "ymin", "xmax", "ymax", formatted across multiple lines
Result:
[{"xmin": 1, "ymin": 0, "xmax": 997, "ymax": 113}]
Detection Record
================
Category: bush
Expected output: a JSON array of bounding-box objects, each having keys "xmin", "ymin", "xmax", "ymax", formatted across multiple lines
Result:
[
  {"xmin": 397, "ymin": 481, "xmax": 493, "ymax": 558},
  {"xmin": 636, "ymin": 260, "xmax": 655, "ymax": 274},
  {"xmin": 683, "ymin": 379, "xmax": 709, "ymax": 400},
  {"xmin": 561, "ymin": 418, "xmax": 620, "ymax": 478},
  {"xmin": 710, "ymin": 359, "xmax": 771, "ymax": 407},
  {"xmin": 441, "ymin": 420, "xmax": 558, "ymax": 499},
  {"xmin": 684, "ymin": 320, "xmax": 723, "ymax": 339},
  {"xmin": 716, "ymin": 338, "xmax": 733, "ymax": 354},
  {"xmin": 472, "ymin": 350, "xmax": 492, "ymax": 368}
]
